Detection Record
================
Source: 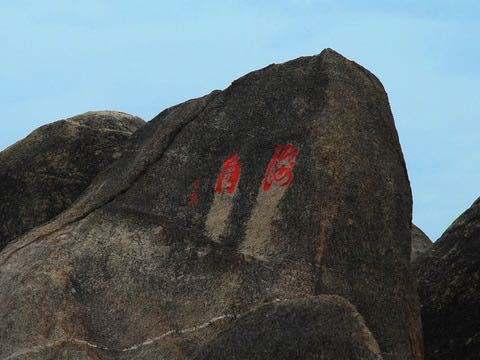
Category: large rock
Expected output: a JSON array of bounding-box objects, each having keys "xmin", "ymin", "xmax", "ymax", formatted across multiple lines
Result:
[
  {"xmin": 0, "ymin": 111, "xmax": 145, "ymax": 249},
  {"xmin": 194, "ymin": 295, "xmax": 383, "ymax": 360},
  {"xmin": 411, "ymin": 224, "xmax": 432, "ymax": 261},
  {"xmin": 415, "ymin": 197, "xmax": 480, "ymax": 359},
  {"xmin": 0, "ymin": 49, "xmax": 422, "ymax": 359}
]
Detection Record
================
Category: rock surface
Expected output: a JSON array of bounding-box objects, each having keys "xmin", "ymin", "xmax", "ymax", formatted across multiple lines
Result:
[
  {"xmin": 411, "ymin": 224, "xmax": 432, "ymax": 261},
  {"xmin": 194, "ymin": 295, "xmax": 383, "ymax": 360},
  {"xmin": 0, "ymin": 50, "xmax": 422, "ymax": 359},
  {"xmin": 415, "ymin": 197, "xmax": 480, "ymax": 359},
  {"xmin": 0, "ymin": 111, "xmax": 145, "ymax": 249}
]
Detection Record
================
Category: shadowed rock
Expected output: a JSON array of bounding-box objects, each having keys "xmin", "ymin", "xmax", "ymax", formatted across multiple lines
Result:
[
  {"xmin": 194, "ymin": 295, "xmax": 383, "ymax": 360},
  {"xmin": 0, "ymin": 50, "xmax": 422, "ymax": 359},
  {"xmin": 415, "ymin": 197, "xmax": 480, "ymax": 359},
  {"xmin": 411, "ymin": 224, "xmax": 432, "ymax": 261},
  {"xmin": 0, "ymin": 111, "xmax": 145, "ymax": 249}
]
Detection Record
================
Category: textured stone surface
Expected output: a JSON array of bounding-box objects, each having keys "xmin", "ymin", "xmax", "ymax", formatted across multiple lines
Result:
[
  {"xmin": 411, "ymin": 224, "xmax": 432, "ymax": 261},
  {"xmin": 0, "ymin": 49, "xmax": 422, "ymax": 359},
  {"xmin": 415, "ymin": 197, "xmax": 480, "ymax": 359},
  {"xmin": 194, "ymin": 295, "xmax": 383, "ymax": 360},
  {"xmin": 0, "ymin": 111, "xmax": 144, "ymax": 250}
]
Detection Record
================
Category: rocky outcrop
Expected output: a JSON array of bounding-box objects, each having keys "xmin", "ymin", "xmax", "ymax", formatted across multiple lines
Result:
[
  {"xmin": 0, "ymin": 111, "xmax": 144, "ymax": 249},
  {"xmin": 411, "ymin": 224, "xmax": 432, "ymax": 261},
  {"xmin": 195, "ymin": 295, "xmax": 382, "ymax": 360},
  {"xmin": 415, "ymin": 197, "xmax": 480, "ymax": 359},
  {"xmin": 0, "ymin": 50, "xmax": 422, "ymax": 359},
  {"xmin": 194, "ymin": 295, "xmax": 383, "ymax": 360}
]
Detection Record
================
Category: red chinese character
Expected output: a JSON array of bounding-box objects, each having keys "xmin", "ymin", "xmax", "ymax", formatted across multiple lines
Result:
[
  {"xmin": 215, "ymin": 153, "xmax": 242, "ymax": 195},
  {"xmin": 188, "ymin": 179, "xmax": 201, "ymax": 206},
  {"xmin": 261, "ymin": 144, "xmax": 300, "ymax": 191}
]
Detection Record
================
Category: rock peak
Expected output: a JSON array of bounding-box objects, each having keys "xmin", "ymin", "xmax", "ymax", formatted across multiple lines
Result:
[{"xmin": 0, "ymin": 53, "xmax": 421, "ymax": 360}]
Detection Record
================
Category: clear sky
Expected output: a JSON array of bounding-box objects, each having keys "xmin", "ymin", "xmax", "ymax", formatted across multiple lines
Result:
[{"xmin": 1, "ymin": 1, "xmax": 479, "ymax": 240}]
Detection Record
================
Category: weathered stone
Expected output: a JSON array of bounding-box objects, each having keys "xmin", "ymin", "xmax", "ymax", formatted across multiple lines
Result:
[
  {"xmin": 0, "ymin": 49, "xmax": 422, "ymax": 359},
  {"xmin": 194, "ymin": 295, "xmax": 383, "ymax": 360},
  {"xmin": 415, "ymin": 197, "xmax": 480, "ymax": 359},
  {"xmin": 0, "ymin": 111, "xmax": 145, "ymax": 249},
  {"xmin": 411, "ymin": 224, "xmax": 432, "ymax": 261}
]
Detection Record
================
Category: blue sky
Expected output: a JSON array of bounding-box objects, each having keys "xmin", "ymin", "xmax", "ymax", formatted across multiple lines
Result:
[{"xmin": 1, "ymin": 1, "xmax": 479, "ymax": 240}]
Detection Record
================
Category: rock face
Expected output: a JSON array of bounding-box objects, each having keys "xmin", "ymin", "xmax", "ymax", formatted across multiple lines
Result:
[
  {"xmin": 411, "ymin": 224, "xmax": 432, "ymax": 261},
  {"xmin": 0, "ymin": 50, "xmax": 422, "ymax": 359},
  {"xmin": 0, "ymin": 111, "xmax": 145, "ymax": 249},
  {"xmin": 194, "ymin": 295, "xmax": 383, "ymax": 360},
  {"xmin": 415, "ymin": 197, "xmax": 480, "ymax": 359}
]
